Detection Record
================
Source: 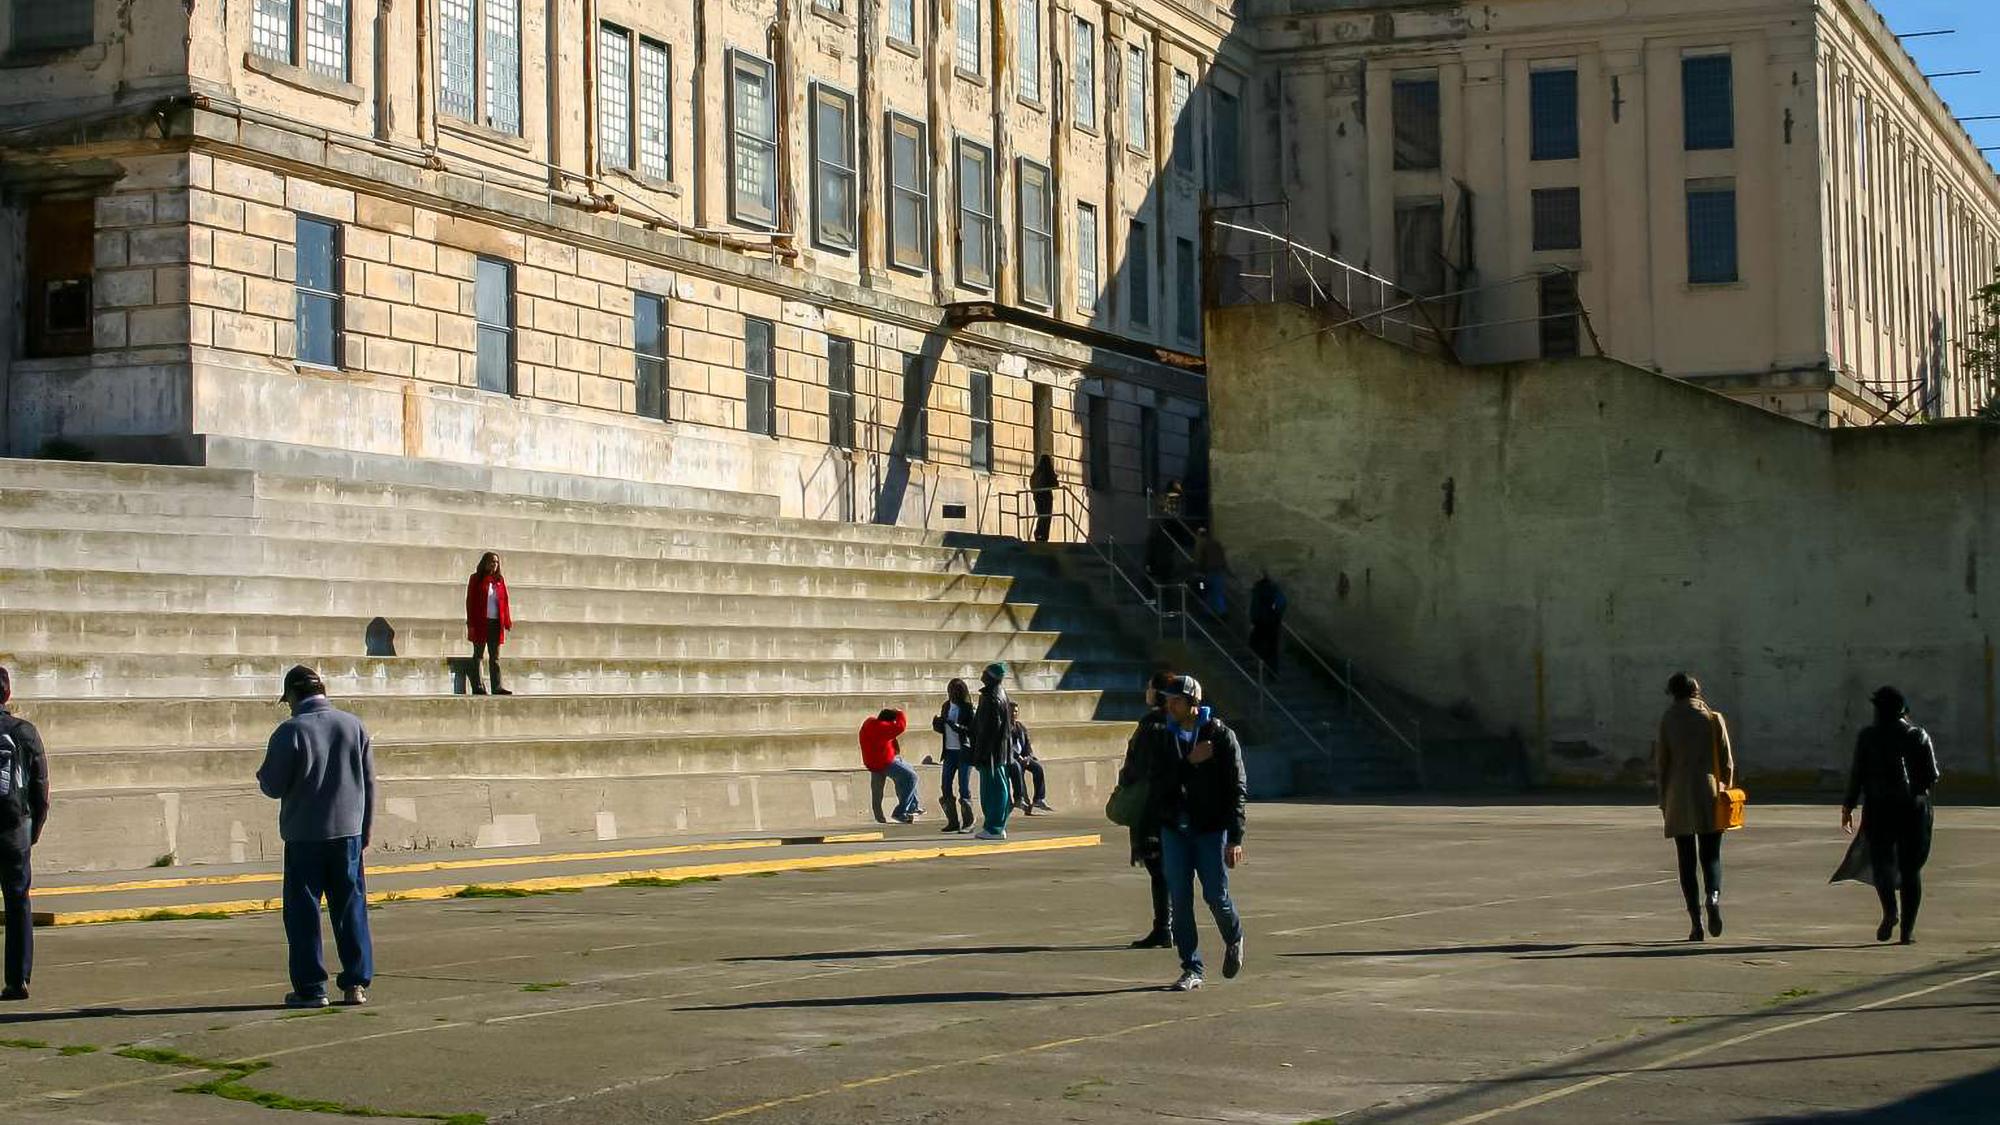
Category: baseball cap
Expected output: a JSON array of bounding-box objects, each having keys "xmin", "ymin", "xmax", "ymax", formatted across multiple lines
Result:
[
  {"xmin": 280, "ymin": 664, "xmax": 327, "ymax": 702},
  {"xmin": 1168, "ymin": 674, "xmax": 1203, "ymax": 702}
]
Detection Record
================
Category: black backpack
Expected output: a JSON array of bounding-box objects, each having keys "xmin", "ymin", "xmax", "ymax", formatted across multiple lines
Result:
[{"xmin": 0, "ymin": 723, "xmax": 23, "ymax": 821}]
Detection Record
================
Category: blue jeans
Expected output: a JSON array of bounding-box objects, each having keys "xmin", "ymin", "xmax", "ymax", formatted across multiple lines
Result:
[
  {"xmin": 283, "ymin": 837, "xmax": 374, "ymax": 996},
  {"xmin": 1, "ymin": 837, "xmax": 31, "ymax": 991},
  {"xmin": 873, "ymin": 758, "xmax": 920, "ymax": 819},
  {"xmin": 1161, "ymin": 825, "xmax": 1242, "ymax": 975},
  {"xmin": 939, "ymin": 749, "xmax": 971, "ymax": 801}
]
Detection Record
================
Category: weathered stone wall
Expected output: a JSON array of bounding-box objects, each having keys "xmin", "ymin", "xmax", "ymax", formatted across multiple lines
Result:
[{"xmin": 1208, "ymin": 301, "xmax": 2000, "ymax": 787}]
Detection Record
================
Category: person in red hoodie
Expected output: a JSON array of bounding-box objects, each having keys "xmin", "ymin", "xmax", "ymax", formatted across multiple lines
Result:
[
  {"xmin": 465, "ymin": 552, "xmax": 514, "ymax": 696},
  {"xmin": 860, "ymin": 709, "xmax": 923, "ymax": 824}
]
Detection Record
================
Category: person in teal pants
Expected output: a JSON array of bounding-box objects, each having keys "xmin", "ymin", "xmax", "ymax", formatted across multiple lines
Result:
[{"xmin": 971, "ymin": 663, "xmax": 1014, "ymax": 840}]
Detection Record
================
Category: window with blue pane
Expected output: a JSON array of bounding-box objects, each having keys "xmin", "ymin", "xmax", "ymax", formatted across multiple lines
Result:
[
  {"xmin": 294, "ymin": 216, "xmax": 342, "ymax": 368},
  {"xmin": 1530, "ymin": 69, "xmax": 1578, "ymax": 161},
  {"xmin": 1682, "ymin": 54, "xmax": 1734, "ymax": 151},
  {"xmin": 1686, "ymin": 182, "xmax": 1738, "ymax": 284}
]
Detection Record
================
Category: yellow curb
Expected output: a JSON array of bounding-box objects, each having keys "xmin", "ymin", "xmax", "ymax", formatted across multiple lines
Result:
[
  {"xmin": 42, "ymin": 834, "xmax": 1102, "ymax": 926},
  {"xmin": 34, "ymin": 832, "xmax": 888, "ymax": 899}
]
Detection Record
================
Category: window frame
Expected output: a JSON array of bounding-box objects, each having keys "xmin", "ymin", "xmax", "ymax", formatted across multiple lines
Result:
[
  {"xmin": 1171, "ymin": 69, "xmax": 1195, "ymax": 174},
  {"xmin": 810, "ymin": 83, "xmax": 859, "ymax": 252},
  {"xmin": 1538, "ymin": 271, "xmax": 1581, "ymax": 359},
  {"xmin": 597, "ymin": 22, "xmax": 634, "ymax": 172},
  {"xmin": 1127, "ymin": 217, "xmax": 1151, "ymax": 329},
  {"xmin": 1685, "ymin": 178, "xmax": 1740, "ymax": 285},
  {"xmin": 1529, "ymin": 66, "xmax": 1579, "ymax": 162},
  {"xmin": 634, "ymin": 292, "xmax": 670, "ymax": 421},
  {"xmin": 886, "ymin": 113, "xmax": 931, "ymax": 273},
  {"xmin": 955, "ymin": 137, "xmax": 996, "ymax": 291},
  {"xmin": 1018, "ymin": 159, "xmax": 1055, "ymax": 309},
  {"xmin": 1681, "ymin": 52, "xmax": 1735, "ymax": 152},
  {"xmin": 899, "ymin": 355, "xmax": 931, "ymax": 460},
  {"xmin": 744, "ymin": 315, "xmax": 777, "ymax": 437},
  {"xmin": 437, "ymin": 0, "xmax": 523, "ymax": 135},
  {"xmin": 727, "ymin": 49, "xmax": 781, "ymax": 230},
  {"xmin": 969, "ymin": 368, "xmax": 994, "ymax": 472},
  {"xmin": 827, "ymin": 336, "xmax": 856, "ymax": 450},
  {"xmin": 11, "ymin": 0, "xmax": 94, "ymax": 53},
  {"xmin": 1391, "ymin": 71, "xmax": 1442, "ymax": 172},
  {"xmin": 251, "ymin": 0, "xmax": 351, "ymax": 82},
  {"xmin": 293, "ymin": 214, "xmax": 344, "ymax": 370},
  {"xmin": 888, "ymin": 0, "xmax": 918, "ymax": 49},
  {"xmin": 1210, "ymin": 82, "xmax": 1243, "ymax": 196},
  {"xmin": 1175, "ymin": 235, "xmax": 1198, "ymax": 344},
  {"xmin": 1016, "ymin": 0, "xmax": 1042, "ymax": 106},
  {"xmin": 635, "ymin": 35, "xmax": 674, "ymax": 182},
  {"xmin": 1124, "ymin": 43, "xmax": 1149, "ymax": 153},
  {"xmin": 1072, "ymin": 18, "xmax": 1098, "ymax": 132},
  {"xmin": 954, "ymin": 0, "xmax": 983, "ymax": 79},
  {"xmin": 1531, "ymin": 186, "xmax": 1583, "ymax": 252},
  {"xmin": 1076, "ymin": 201, "xmax": 1100, "ymax": 315},
  {"xmin": 474, "ymin": 255, "xmax": 516, "ymax": 396}
]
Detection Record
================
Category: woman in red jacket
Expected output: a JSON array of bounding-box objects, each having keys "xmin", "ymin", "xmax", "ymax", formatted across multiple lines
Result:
[
  {"xmin": 860, "ymin": 709, "xmax": 922, "ymax": 823},
  {"xmin": 465, "ymin": 552, "xmax": 513, "ymax": 696}
]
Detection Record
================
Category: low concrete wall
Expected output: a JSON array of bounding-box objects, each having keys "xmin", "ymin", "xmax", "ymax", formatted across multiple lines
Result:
[{"xmin": 1207, "ymin": 302, "xmax": 2000, "ymax": 788}]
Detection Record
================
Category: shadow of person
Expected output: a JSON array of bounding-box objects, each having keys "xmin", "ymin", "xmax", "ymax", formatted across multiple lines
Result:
[
  {"xmin": 677, "ymin": 984, "xmax": 1159, "ymax": 1012},
  {"xmin": 364, "ymin": 617, "xmax": 397, "ymax": 657},
  {"xmin": 0, "ymin": 1002, "xmax": 283, "ymax": 1026}
]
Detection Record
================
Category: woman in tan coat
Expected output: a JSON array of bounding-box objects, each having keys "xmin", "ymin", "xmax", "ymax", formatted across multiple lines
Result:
[{"xmin": 1654, "ymin": 673, "xmax": 1736, "ymax": 942}]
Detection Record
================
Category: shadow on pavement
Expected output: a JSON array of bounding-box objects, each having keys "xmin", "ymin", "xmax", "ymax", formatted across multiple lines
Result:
[
  {"xmin": 0, "ymin": 1002, "xmax": 281, "ymax": 1025},
  {"xmin": 678, "ymin": 985, "xmax": 1161, "ymax": 1011},
  {"xmin": 1742, "ymin": 1063, "xmax": 2000, "ymax": 1123},
  {"xmin": 724, "ymin": 943, "xmax": 1127, "ymax": 962},
  {"xmin": 1516, "ymin": 942, "xmax": 1869, "ymax": 961}
]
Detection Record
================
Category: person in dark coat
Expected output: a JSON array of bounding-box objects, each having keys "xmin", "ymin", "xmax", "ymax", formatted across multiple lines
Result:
[
  {"xmin": 1248, "ymin": 573, "xmax": 1288, "ymax": 670},
  {"xmin": 970, "ymin": 664, "xmax": 1014, "ymax": 840},
  {"xmin": 1654, "ymin": 672, "xmax": 1736, "ymax": 942},
  {"xmin": 1838, "ymin": 686, "xmax": 1942, "ymax": 944},
  {"xmin": 465, "ymin": 552, "xmax": 514, "ymax": 696},
  {"xmin": 1005, "ymin": 699, "xmax": 1053, "ymax": 814},
  {"xmin": 1030, "ymin": 454, "xmax": 1059, "ymax": 542},
  {"xmin": 0, "ymin": 667, "xmax": 51, "ymax": 1001},
  {"xmin": 1143, "ymin": 675, "xmax": 1248, "ymax": 992},
  {"xmin": 931, "ymin": 679, "xmax": 975, "ymax": 833},
  {"xmin": 1121, "ymin": 671, "xmax": 1175, "ymax": 949}
]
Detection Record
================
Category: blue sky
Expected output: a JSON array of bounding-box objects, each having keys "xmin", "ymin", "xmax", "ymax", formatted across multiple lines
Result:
[{"xmin": 1874, "ymin": 0, "xmax": 2000, "ymax": 167}]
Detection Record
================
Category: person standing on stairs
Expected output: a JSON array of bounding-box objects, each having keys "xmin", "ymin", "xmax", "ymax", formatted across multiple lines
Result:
[
  {"xmin": 1837, "ymin": 686, "xmax": 1941, "ymax": 945},
  {"xmin": 1123, "ymin": 671, "xmax": 1175, "ymax": 950},
  {"xmin": 1006, "ymin": 699, "xmax": 1054, "ymax": 814},
  {"xmin": 1249, "ymin": 573, "xmax": 1288, "ymax": 671},
  {"xmin": 970, "ymin": 664, "xmax": 1014, "ymax": 841},
  {"xmin": 0, "ymin": 667, "xmax": 51, "ymax": 1002},
  {"xmin": 1030, "ymin": 454, "xmax": 1059, "ymax": 542},
  {"xmin": 1653, "ymin": 672, "xmax": 1735, "ymax": 942},
  {"xmin": 258, "ymin": 665, "xmax": 375, "ymax": 1009},
  {"xmin": 1144, "ymin": 675, "xmax": 1247, "ymax": 992},
  {"xmin": 932, "ymin": 679, "xmax": 976, "ymax": 832},
  {"xmin": 465, "ymin": 552, "xmax": 513, "ymax": 696},
  {"xmin": 860, "ymin": 708, "xmax": 923, "ymax": 824}
]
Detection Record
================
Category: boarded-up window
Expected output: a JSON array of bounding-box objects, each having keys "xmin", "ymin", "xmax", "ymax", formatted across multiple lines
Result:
[
  {"xmin": 24, "ymin": 199, "xmax": 94, "ymax": 358},
  {"xmin": 1394, "ymin": 197, "xmax": 1446, "ymax": 296},
  {"xmin": 1538, "ymin": 272, "xmax": 1580, "ymax": 358},
  {"xmin": 1531, "ymin": 187, "xmax": 1582, "ymax": 252}
]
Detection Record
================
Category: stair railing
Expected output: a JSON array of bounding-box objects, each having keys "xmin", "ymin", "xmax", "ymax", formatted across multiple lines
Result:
[
  {"xmin": 1148, "ymin": 502, "xmax": 1425, "ymax": 784},
  {"xmin": 1001, "ymin": 485, "xmax": 1338, "ymax": 771}
]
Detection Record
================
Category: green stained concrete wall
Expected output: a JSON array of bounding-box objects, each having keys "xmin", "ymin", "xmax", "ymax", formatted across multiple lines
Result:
[{"xmin": 1206, "ymin": 301, "xmax": 2000, "ymax": 788}]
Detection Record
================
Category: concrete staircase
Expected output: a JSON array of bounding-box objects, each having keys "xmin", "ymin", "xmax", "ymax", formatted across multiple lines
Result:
[{"xmin": 0, "ymin": 459, "xmax": 1146, "ymax": 873}]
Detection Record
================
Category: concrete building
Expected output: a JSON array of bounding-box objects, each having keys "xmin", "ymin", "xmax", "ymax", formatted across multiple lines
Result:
[
  {"xmin": 1244, "ymin": 0, "xmax": 2000, "ymax": 426},
  {"xmin": 0, "ymin": 0, "xmax": 1256, "ymax": 533}
]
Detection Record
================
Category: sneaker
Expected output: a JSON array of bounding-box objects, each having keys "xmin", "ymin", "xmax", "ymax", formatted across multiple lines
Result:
[
  {"xmin": 891, "ymin": 811, "xmax": 914, "ymax": 824},
  {"xmin": 1032, "ymin": 800, "xmax": 1055, "ymax": 812},
  {"xmin": 1130, "ymin": 930, "xmax": 1172, "ymax": 950},
  {"xmin": 493, "ymin": 688, "xmax": 514, "ymax": 696},
  {"xmin": 973, "ymin": 829, "xmax": 1006, "ymax": 841},
  {"xmin": 1223, "ymin": 941, "xmax": 1245, "ymax": 979},
  {"xmin": 1705, "ymin": 897, "xmax": 1724, "ymax": 939},
  {"xmin": 0, "ymin": 986, "xmax": 27, "ymax": 1001},
  {"xmin": 1170, "ymin": 970, "xmax": 1203, "ymax": 992},
  {"xmin": 284, "ymin": 991, "xmax": 329, "ymax": 1009},
  {"xmin": 342, "ymin": 986, "xmax": 369, "ymax": 1007}
]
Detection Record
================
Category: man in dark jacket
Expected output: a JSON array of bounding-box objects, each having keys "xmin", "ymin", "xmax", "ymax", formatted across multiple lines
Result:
[
  {"xmin": 1121, "ymin": 672, "xmax": 1176, "ymax": 949},
  {"xmin": 1030, "ymin": 455, "xmax": 1059, "ymax": 542},
  {"xmin": 970, "ymin": 663, "xmax": 1014, "ymax": 840},
  {"xmin": 258, "ymin": 666, "xmax": 376, "ymax": 1008},
  {"xmin": 1841, "ymin": 685, "xmax": 1942, "ymax": 944},
  {"xmin": 0, "ymin": 667, "xmax": 51, "ymax": 1001},
  {"xmin": 1144, "ymin": 675, "xmax": 1247, "ymax": 992}
]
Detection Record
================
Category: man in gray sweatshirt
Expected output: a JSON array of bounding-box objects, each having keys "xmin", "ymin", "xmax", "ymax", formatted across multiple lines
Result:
[{"xmin": 258, "ymin": 665, "xmax": 375, "ymax": 1008}]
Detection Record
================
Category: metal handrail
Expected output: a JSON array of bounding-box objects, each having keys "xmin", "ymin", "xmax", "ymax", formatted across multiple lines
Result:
[
  {"xmin": 999, "ymin": 487, "xmax": 1338, "ymax": 769},
  {"xmin": 1147, "ymin": 505, "xmax": 1425, "ymax": 776}
]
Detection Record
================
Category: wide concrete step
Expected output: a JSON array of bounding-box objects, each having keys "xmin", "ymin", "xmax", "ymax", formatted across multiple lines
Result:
[
  {"xmin": 0, "ymin": 568, "xmax": 1026, "ymax": 626},
  {"xmin": 3, "ymin": 652, "xmax": 1148, "ymax": 699},
  {"xmin": 0, "ymin": 609, "xmax": 1092, "ymax": 662},
  {"xmin": 0, "ymin": 531, "xmax": 1007, "ymax": 601},
  {"xmin": 15, "ymin": 688, "xmax": 1112, "ymax": 749},
  {"xmin": 53, "ymin": 719, "xmax": 1138, "ymax": 790},
  {"xmin": 0, "ymin": 489, "xmax": 979, "ymax": 575}
]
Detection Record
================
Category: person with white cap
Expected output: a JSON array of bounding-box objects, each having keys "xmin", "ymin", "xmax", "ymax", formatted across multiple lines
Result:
[
  {"xmin": 258, "ymin": 665, "xmax": 376, "ymax": 1008},
  {"xmin": 1142, "ymin": 674, "xmax": 1247, "ymax": 992}
]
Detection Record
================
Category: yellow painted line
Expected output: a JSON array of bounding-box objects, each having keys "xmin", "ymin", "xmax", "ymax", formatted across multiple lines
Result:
[
  {"xmin": 34, "ymin": 832, "xmax": 887, "ymax": 898},
  {"xmin": 45, "ymin": 834, "xmax": 1100, "ymax": 926}
]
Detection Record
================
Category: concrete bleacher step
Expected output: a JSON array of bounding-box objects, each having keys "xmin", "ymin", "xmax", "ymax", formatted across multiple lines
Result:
[
  {"xmin": 0, "ymin": 610, "xmax": 1097, "ymax": 662},
  {"xmin": 53, "ymin": 720, "xmax": 1137, "ymax": 790},
  {"xmin": 15, "ymin": 689, "xmax": 1117, "ymax": 749},
  {"xmin": 0, "ymin": 652, "xmax": 1155, "ymax": 699}
]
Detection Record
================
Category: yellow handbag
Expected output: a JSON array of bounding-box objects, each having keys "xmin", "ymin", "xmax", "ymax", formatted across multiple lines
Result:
[{"xmin": 1712, "ymin": 713, "xmax": 1747, "ymax": 831}]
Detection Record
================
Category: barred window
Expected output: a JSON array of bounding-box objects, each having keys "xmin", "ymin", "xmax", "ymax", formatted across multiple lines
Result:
[
  {"xmin": 483, "ymin": 0, "xmax": 522, "ymax": 134},
  {"xmin": 1171, "ymin": 70, "xmax": 1193, "ymax": 173},
  {"xmin": 1538, "ymin": 272, "xmax": 1580, "ymax": 359},
  {"xmin": 1125, "ymin": 44, "xmax": 1147, "ymax": 150},
  {"xmin": 637, "ymin": 39, "xmax": 672, "ymax": 180},
  {"xmin": 889, "ymin": 0, "xmax": 916, "ymax": 45},
  {"xmin": 1072, "ymin": 19, "xmax": 1097, "ymax": 129},
  {"xmin": 1686, "ymin": 179, "xmax": 1738, "ymax": 284},
  {"xmin": 12, "ymin": 0, "xmax": 93, "ymax": 51},
  {"xmin": 437, "ymin": 0, "xmax": 477, "ymax": 122},
  {"xmin": 250, "ymin": 1, "xmax": 348, "ymax": 80},
  {"xmin": 745, "ymin": 317, "xmax": 776, "ymax": 437},
  {"xmin": 598, "ymin": 25, "xmax": 633, "ymax": 171},
  {"xmin": 970, "ymin": 369, "xmax": 993, "ymax": 472},
  {"xmin": 1127, "ymin": 218, "xmax": 1151, "ymax": 328},
  {"xmin": 1532, "ymin": 187, "xmax": 1582, "ymax": 251},
  {"xmin": 956, "ymin": 139, "xmax": 995, "ymax": 290},
  {"xmin": 828, "ymin": 337, "xmax": 856, "ymax": 449},
  {"xmin": 1018, "ymin": 160, "xmax": 1054, "ymax": 308},
  {"xmin": 635, "ymin": 293, "xmax": 669, "ymax": 421},
  {"xmin": 294, "ymin": 216, "xmax": 343, "ymax": 368},
  {"xmin": 1683, "ymin": 53, "xmax": 1734, "ymax": 151},
  {"xmin": 1210, "ymin": 85, "xmax": 1242, "ymax": 195},
  {"xmin": 1017, "ymin": 0, "xmax": 1041, "ymax": 102},
  {"xmin": 437, "ymin": 0, "xmax": 519, "ymax": 134},
  {"xmin": 1530, "ymin": 68, "xmax": 1579, "ymax": 161},
  {"xmin": 887, "ymin": 115, "xmax": 930, "ymax": 272},
  {"xmin": 252, "ymin": 0, "xmax": 292, "ymax": 65},
  {"xmin": 811, "ymin": 85, "xmax": 858, "ymax": 251},
  {"xmin": 955, "ymin": 0, "xmax": 981, "ymax": 75},
  {"xmin": 730, "ymin": 52, "xmax": 780, "ymax": 227},
  {"xmin": 475, "ymin": 257, "xmax": 515, "ymax": 395},
  {"xmin": 1076, "ymin": 202, "xmax": 1099, "ymax": 314}
]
